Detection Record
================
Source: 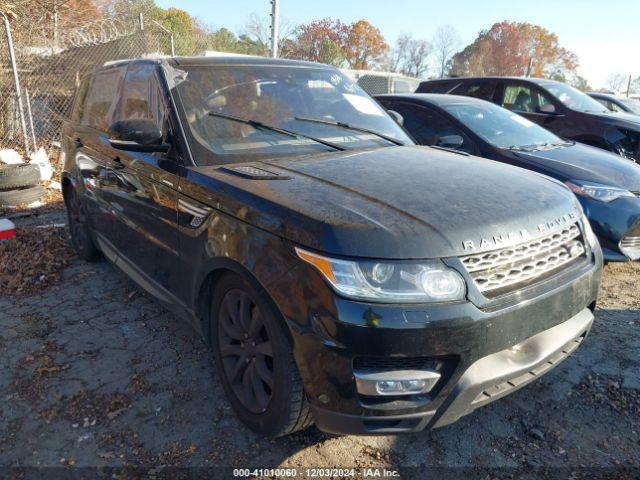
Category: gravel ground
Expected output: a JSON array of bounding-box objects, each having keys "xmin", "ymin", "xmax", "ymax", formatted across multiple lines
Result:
[{"xmin": 1, "ymin": 208, "xmax": 638, "ymax": 479}]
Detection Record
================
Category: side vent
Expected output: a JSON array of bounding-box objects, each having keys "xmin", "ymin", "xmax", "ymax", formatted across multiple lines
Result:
[{"xmin": 220, "ymin": 165, "xmax": 289, "ymax": 180}]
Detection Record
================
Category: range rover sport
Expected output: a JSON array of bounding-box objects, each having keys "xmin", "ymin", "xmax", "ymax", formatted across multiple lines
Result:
[{"xmin": 61, "ymin": 56, "xmax": 602, "ymax": 436}]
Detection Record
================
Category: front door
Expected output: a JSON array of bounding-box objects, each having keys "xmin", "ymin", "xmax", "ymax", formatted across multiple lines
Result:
[{"xmin": 101, "ymin": 63, "xmax": 182, "ymax": 297}]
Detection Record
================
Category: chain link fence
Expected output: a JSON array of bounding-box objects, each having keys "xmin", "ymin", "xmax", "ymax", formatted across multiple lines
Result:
[{"xmin": 0, "ymin": 8, "xmax": 172, "ymax": 158}]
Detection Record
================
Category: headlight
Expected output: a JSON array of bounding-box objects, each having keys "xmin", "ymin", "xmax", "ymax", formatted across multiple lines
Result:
[
  {"xmin": 565, "ymin": 181, "xmax": 634, "ymax": 203},
  {"xmin": 295, "ymin": 247, "xmax": 466, "ymax": 303}
]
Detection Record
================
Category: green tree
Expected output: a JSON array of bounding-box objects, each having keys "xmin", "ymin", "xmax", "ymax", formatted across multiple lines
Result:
[
  {"xmin": 209, "ymin": 27, "xmax": 239, "ymax": 53},
  {"xmin": 571, "ymin": 74, "xmax": 591, "ymax": 92}
]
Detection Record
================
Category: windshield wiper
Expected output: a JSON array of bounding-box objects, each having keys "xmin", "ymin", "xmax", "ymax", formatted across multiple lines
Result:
[
  {"xmin": 208, "ymin": 112, "xmax": 346, "ymax": 151},
  {"xmin": 293, "ymin": 116, "xmax": 406, "ymax": 146}
]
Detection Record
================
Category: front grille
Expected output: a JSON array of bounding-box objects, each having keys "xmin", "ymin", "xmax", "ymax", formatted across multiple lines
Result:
[
  {"xmin": 620, "ymin": 235, "xmax": 640, "ymax": 260},
  {"xmin": 461, "ymin": 224, "xmax": 587, "ymax": 297},
  {"xmin": 353, "ymin": 356, "xmax": 438, "ymax": 372}
]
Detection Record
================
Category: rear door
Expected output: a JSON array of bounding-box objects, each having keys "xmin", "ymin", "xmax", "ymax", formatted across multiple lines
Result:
[{"xmin": 102, "ymin": 63, "xmax": 183, "ymax": 296}]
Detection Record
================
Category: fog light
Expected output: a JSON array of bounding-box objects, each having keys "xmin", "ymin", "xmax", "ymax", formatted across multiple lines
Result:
[
  {"xmin": 376, "ymin": 379, "xmax": 428, "ymax": 394},
  {"xmin": 355, "ymin": 369, "xmax": 441, "ymax": 396}
]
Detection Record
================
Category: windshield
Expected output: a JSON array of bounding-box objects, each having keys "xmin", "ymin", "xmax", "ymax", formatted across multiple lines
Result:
[
  {"xmin": 620, "ymin": 98, "xmax": 640, "ymax": 115},
  {"xmin": 542, "ymin": 82, "xmax": 609, "ymax": 113},
  {"xmin": 173, "ymin": 64, "xmax": 412, "ymax": 164},
  {"xmin": 442, "ymin": 102, "xmax": 564, "ymax": 149}
]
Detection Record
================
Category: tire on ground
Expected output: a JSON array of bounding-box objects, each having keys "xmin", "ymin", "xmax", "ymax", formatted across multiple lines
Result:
[
  {"xmin": 210, "ymin": 272, "xmax": 314, "ymax": 437},
  {"xmin": 0, "ymin": 185, "xmax": 44, "ymax": 207},
  {"xmin": 0, "ymin": 164, "xmax": 41, "ymax": 189}
]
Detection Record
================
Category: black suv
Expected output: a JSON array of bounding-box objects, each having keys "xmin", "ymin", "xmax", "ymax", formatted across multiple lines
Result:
[
  {"xmin": 417, "ymin": 77, "xmax": 640, "ymax": 162},
  {"xmin": 62, "ymin": 56, "xmax": 601, "ymax": 436}
]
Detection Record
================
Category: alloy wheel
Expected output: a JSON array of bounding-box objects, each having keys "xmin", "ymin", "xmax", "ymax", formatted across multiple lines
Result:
[{"xmin": 218, "ymin": 289, "xmax": 275, "ymax": 414}]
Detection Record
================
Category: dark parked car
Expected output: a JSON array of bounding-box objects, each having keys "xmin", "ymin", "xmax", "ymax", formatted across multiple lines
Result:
[
  {"xmin": 377, "ymin": 94, "xmax": 640, "ymax": 262},
  {"xmin": 62, "ymin": 56, "xmax": 601, "ymax": 436},
  {"xmin": 588, "ymin": 92, "xmax": 640, "ymax": 116},
  {"xmin": 416, "ymin": 77, "xmax": 640, "ymax": 162}
]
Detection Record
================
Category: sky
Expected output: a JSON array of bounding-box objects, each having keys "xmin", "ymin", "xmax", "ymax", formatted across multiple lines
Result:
[{"xmin": 156, "ymin": 0, "xmax": 639, "ymax": 89}]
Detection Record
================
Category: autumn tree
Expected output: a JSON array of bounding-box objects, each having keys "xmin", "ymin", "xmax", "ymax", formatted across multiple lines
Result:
[
  {"xmin": 432, "ymin": 25, "xmax": 460, "ymax": 78},
  {"xmin": 342, "ymin": 19, "xmax": 388, "ymax": 70},
  {"xmin": 285, "ymin": 18, "xmax": 387, "ymax": 70},
  {"xmin": 450, "ymin": 21, "xmax": 578, "ymax": 79},
  {"xmin": 286, "ymin": 18, "xmax": 348, "ymax": 67}
]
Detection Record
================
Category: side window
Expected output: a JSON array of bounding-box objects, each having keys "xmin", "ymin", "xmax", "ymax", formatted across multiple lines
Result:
[
  {"xmin": 81, "ymin": 67, "xmax": 124, "ymax": 131},
  {"xmin": 501, "ymin": 84, "xmax": 554, "ymax": 113},
  {"xmin": 385, "ymin": 102, "xmax": 476, "ymax": 154},
  {"xmin": 452, "ymin": 82, "xmax": 496, "ymax": 100},
  {"xmin": 116, "ymin": 65, "xmax": 167, "ymax": 133},
  {"xmin": 609, "ymin": 101, "xmax": 625, "ymax": 113}
]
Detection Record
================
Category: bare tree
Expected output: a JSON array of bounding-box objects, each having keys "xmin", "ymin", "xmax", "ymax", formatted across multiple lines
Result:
[
  {"xmin": 241, "ymin": 12, "xmax": 294, "ymax": 56},
  {"xmin": 607, "ymin": 73, "xmax": 628, "ymax": 93},
  {"xmin": 389, "ymin": 33, "xmax": 430, "ymax": 77},
  {"xmin": 405, "ymin": 37, "xmax": 430, "ymax": 77},
  {"xmin": 433, "ymin": 25, "xmax": 460, "ymax": 78},
  {"xmin": 388, "ymin": 33, "xmax": 411, "ymax": 73}
]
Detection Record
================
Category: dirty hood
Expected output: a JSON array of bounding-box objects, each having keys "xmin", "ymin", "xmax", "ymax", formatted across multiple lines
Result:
[{"xmin": 188, "ymin": 146, "xmax": 581, "ymax": 259}]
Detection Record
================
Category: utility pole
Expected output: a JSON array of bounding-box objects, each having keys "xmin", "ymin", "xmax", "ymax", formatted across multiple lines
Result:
[
  {"xmin": 626, "ymin": 74, "xmax": 632, "ymax": 98},
  {"xmin": 525, "ymin": 57, "xmax": 534, "ymax": 77},
  {"xmin": 270, "ymin": 0, "xmax": 279, "ymax": 58},
  {"xmin": 1, "ymin": 12, "xmax": 30, "ymax": 156}
]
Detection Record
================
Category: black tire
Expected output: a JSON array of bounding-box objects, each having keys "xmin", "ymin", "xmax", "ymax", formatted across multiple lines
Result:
[
  {"xmin": 0, "ymin": 164, "xmax": 41, "ymax": 189},
  {"xmin": 64, "ymin": 185, "xmax": 101, "ymax": 261},
  {"xmin": 210, "ymin": 273, "xmax": 313, "ymax": 437},
  {"xmin": 0, "ymin": 185, "xmax": 44, "ymax": 207}
]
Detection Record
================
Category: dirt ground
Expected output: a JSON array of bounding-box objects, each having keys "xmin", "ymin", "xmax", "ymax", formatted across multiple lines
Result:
[{"xmin": 1, "ymin": 207, "xmax": 638, "ymax": 479}]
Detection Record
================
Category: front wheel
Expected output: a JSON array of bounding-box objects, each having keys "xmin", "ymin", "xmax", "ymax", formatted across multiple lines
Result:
[
  {"xmin": 65, "ymin": 185, "xmax": 100, "ymax": 262},
  {"xmin": 210, "ymin": 273, "xmax": 313, "ymax": 436}
]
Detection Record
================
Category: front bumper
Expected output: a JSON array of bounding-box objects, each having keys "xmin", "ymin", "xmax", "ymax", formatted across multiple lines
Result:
[
  {"xmin": 312, "ymin": 308, "xmax": 593, "ymax": 434},
  {"xmin": 580, "ymin": 196, "xmax": 640, "ymax": 261},
  {"xmin": 269, "ymin": 244, "xmax": 601, "ymax": 435}
]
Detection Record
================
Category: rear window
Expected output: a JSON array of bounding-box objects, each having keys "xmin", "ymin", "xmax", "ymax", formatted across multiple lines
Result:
[
  {"xmin": 452, "ymin": 82, "xmax": 496, "ymax": 100},
  {"xmin": 416, "ymin": 81, "xmax": 460, "ymax": 93},
  {"xmin": 81, "ymin": 67, "xmax": 125, "ymax": 131}
]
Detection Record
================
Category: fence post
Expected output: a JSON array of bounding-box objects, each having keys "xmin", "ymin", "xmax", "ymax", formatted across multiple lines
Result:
[
  {"xmin": 152, "ymin": 20, "xmax": 175, "ymax": 57},
  {"xmin": 25, "ymin": 88, "xmax": 37, "ymax": 152},
  {"xmin": 1, "ymin": 12, "xmax": 30, "ymax": 156}
]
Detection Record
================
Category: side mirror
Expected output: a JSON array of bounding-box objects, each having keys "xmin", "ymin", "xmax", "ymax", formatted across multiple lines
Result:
[
  {"xmin": 437, "ymin": 134, "xmax": 464, "ymax": 149},
  {"xmin": 536, "ymin": 104, "xmax": 558, "ymax": 115},
  {"xmin": 387, "ymin": 110, "xmax": 404, "ymax": 126},
  {"xmin": 108, "ymin": 119, "xmax": 170, "ymax": 153}
]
